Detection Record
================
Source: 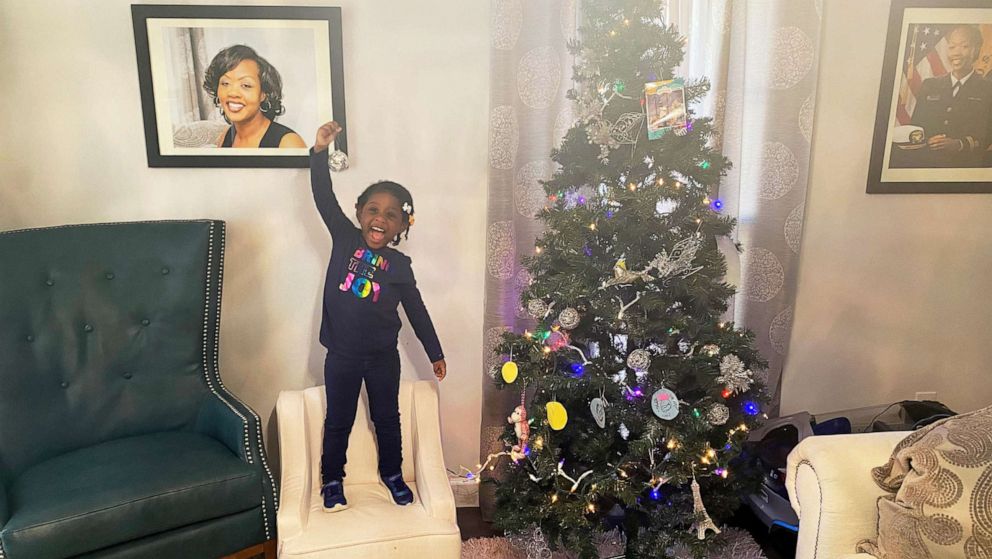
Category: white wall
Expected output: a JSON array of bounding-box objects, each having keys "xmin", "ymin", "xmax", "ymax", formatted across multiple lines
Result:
[
  {"xmin": 0, "ymin": 0, "xmax": 488, "ymax": 473},
  {"xmin": 782, "ymin": 0, "xmax": 992, "ymax": 416}
]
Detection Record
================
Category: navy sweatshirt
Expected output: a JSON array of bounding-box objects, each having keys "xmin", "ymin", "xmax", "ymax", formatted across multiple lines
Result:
[{"xmin": 310, "ymin": 148, "xmax": 444, "ymax": 362}]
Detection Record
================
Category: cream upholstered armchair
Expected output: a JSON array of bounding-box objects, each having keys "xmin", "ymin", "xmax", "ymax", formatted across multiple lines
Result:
[
  {"xmin": 785, "ymin": 431, "xmax": 910, "ymax": 559},
  {"xmin": 276, "ymin": 380, "xmax": 461, "ymax": 558}
]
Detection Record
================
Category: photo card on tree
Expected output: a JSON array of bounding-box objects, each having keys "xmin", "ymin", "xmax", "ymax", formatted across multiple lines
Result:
[{"xmin": 644, "ymin": 78, "xmax": 687, "ymax": 140}]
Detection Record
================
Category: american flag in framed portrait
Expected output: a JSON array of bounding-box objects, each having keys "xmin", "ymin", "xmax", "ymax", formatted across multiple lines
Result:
[{"xmin": 895, "ymin": 23, "xmax": 992, "ymax": 125}]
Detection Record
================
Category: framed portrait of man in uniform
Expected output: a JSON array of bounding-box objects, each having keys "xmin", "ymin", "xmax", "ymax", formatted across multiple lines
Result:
[{"xmin": 868, "ymin": 0, "xmax": 992, "ymax": 193}]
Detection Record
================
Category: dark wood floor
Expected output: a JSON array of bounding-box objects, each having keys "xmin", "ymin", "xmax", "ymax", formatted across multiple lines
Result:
[
  {"xmin": 727, "ymin": 506, "xmax": 798, "ymax": 559},
  {"xmin": 456, "ymin": 505, "xmax": 797, "ymax": 559},
  {"xmin": 456, "ymin": 506, "xmax": 500, "ymax": 541}
]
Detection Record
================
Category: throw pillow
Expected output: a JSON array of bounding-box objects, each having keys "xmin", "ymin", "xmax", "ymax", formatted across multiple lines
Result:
[{"xmin": 856, "ymin": 405, "xmax": 992, "ymax": 558}]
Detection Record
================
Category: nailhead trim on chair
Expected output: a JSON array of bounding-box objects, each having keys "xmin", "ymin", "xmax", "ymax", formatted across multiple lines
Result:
[
  {"xmin": 213, "ymin": 228, "xmax": 279, "ymax": 507},
  {"xmin": 208, "ymin": 224, "xmax": 278, "ymax": 535},
  {"xmin": 0, "ymin": 219, "xmax": 213, "ymax": 236},
  {"xmin": 199, "ymin": 226, "xmax": 253, "ymax": 462},
  {"xmin": 197, "ymin": 223, "xmax": 275, "ymax": 540},
  {"xmin": 794, "ymin": 458, "xmax": 823, "ymax": 559}
]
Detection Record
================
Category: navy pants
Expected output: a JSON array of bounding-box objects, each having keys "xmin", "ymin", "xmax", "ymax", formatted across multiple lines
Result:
[{"xmin": 321, "ymin": 349, "xmax": 402, "ymax": 484}]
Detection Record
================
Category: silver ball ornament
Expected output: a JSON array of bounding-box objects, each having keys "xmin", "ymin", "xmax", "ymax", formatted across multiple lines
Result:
[
  {"xmin": 327, "ymin": 149, "xmax": 350, "ymax": 172},
  {"xmin": 707, "ymin": 403, "xmax": 730, "ymax": 426},
  {"xmin": 527, "ymin": 299, "xmax": 549, "ymax": 319},
  {"xmin": 558, "ymin": 307, "xmax": 580, "ymax": 330},
  {"xmin": 626, "ymin": 349, "xmax": 651, "ymax": 371}
]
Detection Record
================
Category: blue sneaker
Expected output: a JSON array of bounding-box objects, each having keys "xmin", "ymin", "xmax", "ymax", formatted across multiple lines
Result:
[
  {"xmin": 321, "ymin": 480, "xmax": 348, "ymax": 512},
  {"xmin": 381, "ymin": 472, "xmax": 414, "ymax": 505}
]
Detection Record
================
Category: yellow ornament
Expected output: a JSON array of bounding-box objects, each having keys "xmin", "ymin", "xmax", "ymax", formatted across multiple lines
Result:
[
  {"xmin": 501, "ymin": 361, "xmax": 519, "ymax": 383},
  {"xmin": 546, "ymin": 401, "xmax": 568, "ymax": 430}
]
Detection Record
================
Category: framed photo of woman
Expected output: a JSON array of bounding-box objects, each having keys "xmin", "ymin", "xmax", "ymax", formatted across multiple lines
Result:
[
  {"xmin": 131, "ymin": 5, "xmax": 347, "ymax": 168},
  {"xmin": 868, "ymin": 0, "xmax": 992, "ymax": 193}
]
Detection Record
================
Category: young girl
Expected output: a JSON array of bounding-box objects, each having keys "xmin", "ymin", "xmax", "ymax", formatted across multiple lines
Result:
[{"xmin": 310, "ymin": 121, "xmax": 446, "ymax": 512}]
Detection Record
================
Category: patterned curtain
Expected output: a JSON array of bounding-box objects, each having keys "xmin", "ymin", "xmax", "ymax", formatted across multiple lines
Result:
[
  {"xmin": 164, "ymin": 27, "xmax": 213, "ymax": 126},
  {"xmin": 480, "ymin": 0, "xmax": 577, "ymax": 518},
  {"xmin": 667, "ymin": 0, "xmax": 822, "ymax": 414}
]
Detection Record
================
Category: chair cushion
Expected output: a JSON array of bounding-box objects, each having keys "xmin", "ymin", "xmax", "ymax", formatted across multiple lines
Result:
[
  {"xmin": 1, "ymin": 431, "xmax": 261, "ymax": 559},
  {"xmin": 280, "ymin": 482, "xmax": 461, "ymax": 558},
  {"xmin": 856, "ymin": 405, "xmax": 992, "ymax": 558}
]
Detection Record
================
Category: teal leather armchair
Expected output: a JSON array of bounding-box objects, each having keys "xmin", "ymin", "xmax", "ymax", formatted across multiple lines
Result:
[{"xmin": 0, "ymin": 221, "xmax": 276, "ymax": 559}]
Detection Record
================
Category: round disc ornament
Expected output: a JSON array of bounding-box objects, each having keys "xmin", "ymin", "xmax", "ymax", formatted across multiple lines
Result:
[
  {"xmin": 651, "ymin": 388, "xmax": 680, "ymax": 420},
  {"xmin": 547, "ymin": 401, "xmax": 568, "ymax": 430},
  {"xmin": 501, "ymin": 361, "xmax": 519, "ymax": 383},
  {"xmin": 590, "ymin": 397, "xmax": 607, "ymax": 428}
]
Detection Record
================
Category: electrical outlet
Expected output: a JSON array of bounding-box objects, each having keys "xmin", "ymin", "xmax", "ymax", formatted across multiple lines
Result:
[{"xmin": 915, "ymin": 391, "xmax": 937, "ymax": 401}]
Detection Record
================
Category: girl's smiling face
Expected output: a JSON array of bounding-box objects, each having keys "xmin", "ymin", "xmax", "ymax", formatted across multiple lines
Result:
[
  {"xmin": 356, "ymin": 192, "xmax": 407, "ymax": 249},
  {"xmin": 217, "ymin": 59, "xmax": 265, "ymax": 123}
]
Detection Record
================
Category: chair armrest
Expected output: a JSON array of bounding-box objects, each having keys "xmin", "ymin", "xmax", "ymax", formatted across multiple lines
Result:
[
  {"xmin": 786, "ymin": 431, "xmax": 909, "ymax": 559},
  {"xmin": 195, "ymin": 395, "xmax": 251, "ymax": 460},
  {"xmin": 276, "ymin": 389, "xmax": 312, "ymax": 541},
  {"xmin": 193, "ymin": 390, "xmax": 278, "ymax": 542},
  {"xmin": 412, "ymin": 381, "xmax": 457, "ymax": 524}
]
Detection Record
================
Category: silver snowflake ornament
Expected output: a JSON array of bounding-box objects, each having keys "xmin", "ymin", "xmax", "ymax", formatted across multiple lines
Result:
[{"xmin": 717, "ymin": 354, "xmax": 753, "ymax": 395}]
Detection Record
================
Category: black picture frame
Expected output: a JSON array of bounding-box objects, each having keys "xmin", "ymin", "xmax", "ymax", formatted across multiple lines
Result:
[
  {"xmin": 867, "ymin": 0, "xmax": 992, "ymax": 193},
  {"xmin": 131, "ymin": 4, "xmax": 347, "ymax": 168}
]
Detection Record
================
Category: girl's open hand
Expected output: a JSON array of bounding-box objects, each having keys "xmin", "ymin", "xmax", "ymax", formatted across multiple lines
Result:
[
  {"xmin": 432, "ymin": 359, "xmax": 447, "ymax": 382},
  {"xmin": 314, "ymin": 121, "xmax": 342, "ymax": 152}
]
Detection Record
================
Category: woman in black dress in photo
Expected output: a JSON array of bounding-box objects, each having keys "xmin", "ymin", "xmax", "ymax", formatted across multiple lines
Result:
[{"xmin": 203, "ymin": 44, "xmax": 306, "ymax": 148}]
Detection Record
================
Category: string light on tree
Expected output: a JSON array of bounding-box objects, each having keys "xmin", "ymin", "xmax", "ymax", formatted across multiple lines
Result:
[{"xmin": 742, "ymin": 400, "xmax": 761, "ymax": 416}]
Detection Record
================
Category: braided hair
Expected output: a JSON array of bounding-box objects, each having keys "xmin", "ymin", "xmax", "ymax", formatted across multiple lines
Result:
[{"xmin": 356, "ymin": 181, "xmax": 414, "ymax": 246}]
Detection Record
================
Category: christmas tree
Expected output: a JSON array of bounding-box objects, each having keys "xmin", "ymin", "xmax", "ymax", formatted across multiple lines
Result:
[{"xmin": 488, "ymin": 1, "xmax": 768, "ymax": 557}]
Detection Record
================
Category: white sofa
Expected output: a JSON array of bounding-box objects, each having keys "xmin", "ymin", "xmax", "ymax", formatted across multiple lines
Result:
[
  {"xmin": 786, "ymin": 431, "xmax": 910, "ymax": 559},
  {"xmin": 276, "ymin": 381, "xmax": 461, "ymax": 558}
]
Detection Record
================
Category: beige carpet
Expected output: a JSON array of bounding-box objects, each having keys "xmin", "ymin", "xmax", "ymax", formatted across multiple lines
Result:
[{"xmin": 461, "ymin": 527, "xmax": 766, "ymax": 559}]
